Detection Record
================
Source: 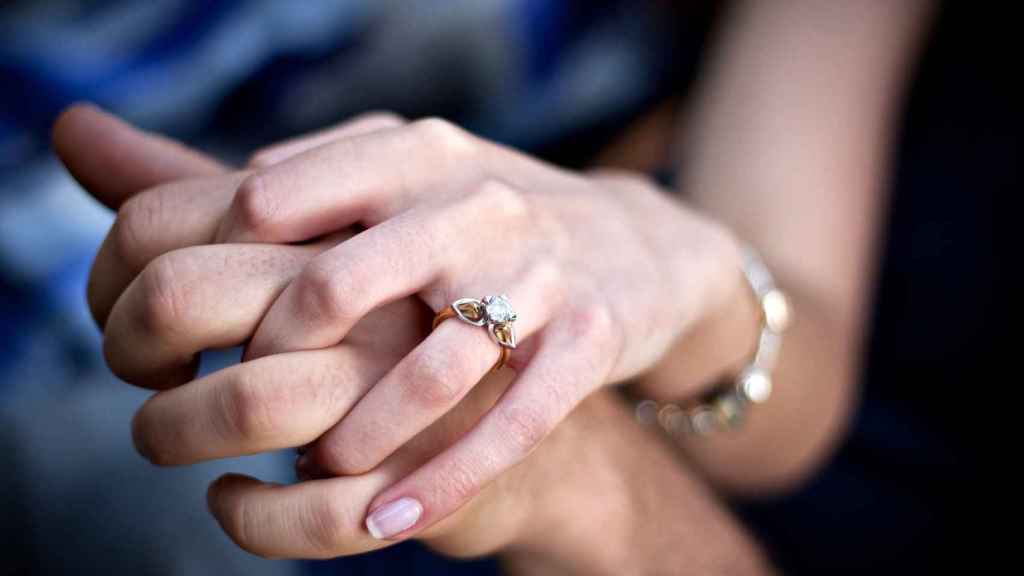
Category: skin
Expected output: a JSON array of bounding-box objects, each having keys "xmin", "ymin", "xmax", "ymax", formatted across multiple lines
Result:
[
  {"xmin": 53, "ymin": 105, "xmax": 771, "ymax": 574},
  {"xmin": 641, "ymin": 0, "xmax": 934, "ymax": 493},
  {"xmin": 66, "ymin": 106, "xmax": 745, "ymax": 543},
  {"xmin": 51, "ymin": 0, "xmax": 933, "ymax": 570}
]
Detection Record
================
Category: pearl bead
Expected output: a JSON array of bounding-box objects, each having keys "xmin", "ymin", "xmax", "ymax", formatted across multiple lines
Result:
[{"xmin": 739, "ymin": 366, "xmax": 772, "ymax": 404}]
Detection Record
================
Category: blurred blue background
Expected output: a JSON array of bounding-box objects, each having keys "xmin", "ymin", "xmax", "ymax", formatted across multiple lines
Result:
[{"xmin": 0, "ymin": 1, "xmax": 1003, "ymax": 575}]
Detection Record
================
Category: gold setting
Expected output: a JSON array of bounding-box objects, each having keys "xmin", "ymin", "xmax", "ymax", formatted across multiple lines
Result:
[{"xmin": 432, "ymin": 295, "xmax": 518, "ymax": 372}]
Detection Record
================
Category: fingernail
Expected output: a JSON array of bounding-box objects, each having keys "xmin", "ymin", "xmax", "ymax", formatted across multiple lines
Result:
[{"xmin": 365, "ymin": 497, "xmax": 423, "ymax": 539}]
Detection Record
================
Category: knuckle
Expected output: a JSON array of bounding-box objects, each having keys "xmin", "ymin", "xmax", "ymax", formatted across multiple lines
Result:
[
  {"xmin": 410, "ymin": 117, "xmax": 474, "ymax": 158},
  {"xmin": 401, "ymin": 347, "xmax": 473, "ymax": 409},
  {"xmin": 469, "ymin": 179, "xmax": 528, "ymax": 220},
  {"xmin": 114, "ymin": 192, "xmax": 162, "ymax": 270},
  {"xmin": 230, "ymin": 173, "xmax": 280, "ymax": 239},
  {"xmin": 136, "ymin": 252, "xmax": 192, "ymax": 335},
  {"xmin": 496, "ymin": 402, "xmax": 551, "ymax": 456},
  {"xmin": 218, "ymin": 373, "xmax": 279, "ymax": 441},
  {"xmin": 539, "ymin": 208, "xmax": 572, "ymax": 259},
  {"xmin": 569, "ymin": 301, "xmax": 621, "ymax": 354},
  {"xmin": 527, "ymin": 256, "xmax": 565, "ymax": 299},
  {"xmin": 293, "ymin": 260, "xmax": 359, "ymax": 324}
]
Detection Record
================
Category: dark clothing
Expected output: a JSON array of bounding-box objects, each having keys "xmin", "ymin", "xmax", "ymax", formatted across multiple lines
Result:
[{"xmin": 737, "ymin": 5, "xmax": 1003, "ymax": 572}]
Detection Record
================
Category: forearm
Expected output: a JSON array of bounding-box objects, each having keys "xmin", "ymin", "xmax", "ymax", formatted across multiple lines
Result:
[
  {"xmin": 500, "ymin": 391, "xmax": 774, "ymax": 575},
  {"xmin": 642, "ymin": 278, "xmax": 862, "ymax": 493},
  {"xmin": 635, "ymin": 0, "xmax": 933, "ymax": 493}
]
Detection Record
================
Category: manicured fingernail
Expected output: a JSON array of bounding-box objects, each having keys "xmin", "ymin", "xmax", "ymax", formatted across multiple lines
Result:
[{"xmin": 365, "ymin": 497, "xmax": 423, "ymax": 539}]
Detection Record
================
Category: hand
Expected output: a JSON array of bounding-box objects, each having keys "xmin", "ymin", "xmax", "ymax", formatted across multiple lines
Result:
[
  {"xmin": 52, "ymin": 105, "xmax": 537, "ymax": 558},
  {"xmin": 58, "ymin": 107, "xmax": 741, "ymax": 542},
  {"xmin": 207, "ymin": 115, "xmax": 742, "ymax": 538},
  {"xmin": 54, "ymin": 106, "xmax": 768, "ymax": 572}
]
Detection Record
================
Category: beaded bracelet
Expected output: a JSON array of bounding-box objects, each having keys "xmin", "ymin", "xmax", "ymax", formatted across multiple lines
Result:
[{"xmin": 635, "ymin": 246, "xmax": 790, "ymax": 437}]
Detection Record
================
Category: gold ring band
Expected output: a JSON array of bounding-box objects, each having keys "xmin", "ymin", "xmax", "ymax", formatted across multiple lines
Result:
[{"xmin": 432, "ymin": 307, "xmax": 512, "ymax": 372}]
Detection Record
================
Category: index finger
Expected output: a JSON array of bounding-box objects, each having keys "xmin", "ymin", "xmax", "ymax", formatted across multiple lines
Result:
[{"xmin": 52, "ymin": 103, "xmax": 225, "ymax": 209}]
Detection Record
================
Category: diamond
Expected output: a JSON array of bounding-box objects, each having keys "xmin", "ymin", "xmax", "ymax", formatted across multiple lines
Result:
[{"xmin": 484, "ymin": 295, "xmax": 515, "ymax": 323}]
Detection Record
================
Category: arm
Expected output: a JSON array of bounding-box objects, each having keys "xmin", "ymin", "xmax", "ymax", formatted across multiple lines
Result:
[{"xmin": 634, "ymin": 0, "xmax": 935, "ymax": 492}]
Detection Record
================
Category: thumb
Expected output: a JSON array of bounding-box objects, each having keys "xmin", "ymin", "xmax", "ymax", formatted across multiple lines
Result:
[{"xmin": 51, "ymin": 103, "xmax": 226, "ymax": 210}]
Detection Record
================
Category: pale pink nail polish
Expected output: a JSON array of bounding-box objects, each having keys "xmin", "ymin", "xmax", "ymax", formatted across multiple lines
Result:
[{"xmin": 365, "ymin": 497, "xmax": 423, "ymax": 539}]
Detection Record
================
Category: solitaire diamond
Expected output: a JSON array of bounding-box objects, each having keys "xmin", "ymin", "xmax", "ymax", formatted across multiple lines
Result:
[{"xmin": 485, "ymin": 295, "xmax": 515, "ymax": 323}]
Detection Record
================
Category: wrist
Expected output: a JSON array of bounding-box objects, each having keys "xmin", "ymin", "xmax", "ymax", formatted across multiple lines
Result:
[
  {"xmin": 638, "ymin": 244, "xmax": 761, "ymax": 401},
  {"xmin": 599, "ymin": 177, "xmax": 751, "ymax": 384}
]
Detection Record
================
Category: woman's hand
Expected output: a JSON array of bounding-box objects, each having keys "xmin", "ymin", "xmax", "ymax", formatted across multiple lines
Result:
[
  {"xmin": 54, "ymin": 105, "xmax": 772, "ymax": 571},
  {"xmin": 58, "ymin": 106, "xmax": 743, "ymax": 542},
  {"xmin": 210, "ymin": 116, "xmax": 743, "ymax": 538},
  {"xmin": 52, "ymin": 105, "xmax": 536, "ymax": 558}
]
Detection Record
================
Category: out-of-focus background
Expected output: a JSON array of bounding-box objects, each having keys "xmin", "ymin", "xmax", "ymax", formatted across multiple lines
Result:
[{"xmin": 0, "ymin": 1, "xmax": 1003, "ymax": 575}]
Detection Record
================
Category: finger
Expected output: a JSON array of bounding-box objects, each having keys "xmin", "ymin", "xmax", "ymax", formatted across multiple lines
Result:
[
  {"xmin": 207, "ymin": 365, "xmax": 525, "ymax": 559},
  {"xmin": 103, "ymin": 242, "xmax": 324, "ymax": 389},
  {"xmin": 245, "ymin": 179, "xmax": 530, "ymax": 359},
  {"xmin": 131, "ymin": 339, "xmax": 405, "ymax": 465},
  {"xmin": 86, "ymin": 113, "xmax": 402, "ymax": 328},
  {"xmin": 246, "ymin": 112, "xmax": 406, "ymax": 168},
  {"xmin": 216, "ymin": 117, "xmax": 491, "ymax": 244},
  {"xmin": 88, "ymin": 172, "xmax": 248, "ymax": 327},
  {"xmin": 52, "ymin": 103, "xmax": 225, "ymax": 209},
  {"xmin": 309, "ymin": 260, "xmax": 563, "ymax": 475},
  {"xmin": 85, "ymin": 113, "xmax": 409, "ymax": 328},
  {"xmin": 363, "ymin": 306, "xmax": 620, "ymax": 540},
  {"xmin": 207, "ymin": 473, "xmax": 394, "ymax": 559}
]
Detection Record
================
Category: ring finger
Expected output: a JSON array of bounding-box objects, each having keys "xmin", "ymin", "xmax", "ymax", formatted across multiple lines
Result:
[
  {"xmin": 245, "ymin": 179, "xmax": 534, "ymax": 360},
  {"xmin": 308, "ymin": 258, "xmax": 564, "ymax": 475}
]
